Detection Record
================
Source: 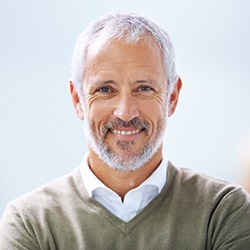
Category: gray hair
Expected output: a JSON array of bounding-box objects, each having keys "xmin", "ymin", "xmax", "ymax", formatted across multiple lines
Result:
[{"xmin": 71, "ymin": 12, "xmax": 178, "ymax": 94}]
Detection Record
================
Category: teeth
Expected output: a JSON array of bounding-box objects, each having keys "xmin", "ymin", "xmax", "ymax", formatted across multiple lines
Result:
[{"xmin": 112, "ymin": 129, "xmax": 140, "ymax": 135}]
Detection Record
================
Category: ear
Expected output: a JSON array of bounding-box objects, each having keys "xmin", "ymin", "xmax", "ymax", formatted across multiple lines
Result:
[
  {"xmin": 70, "ymin": 81, "xmax": 84, "ymax": 120},
  {"xmin": 168, "ymin": 77, "xmax": 182, "ymax": 117}
]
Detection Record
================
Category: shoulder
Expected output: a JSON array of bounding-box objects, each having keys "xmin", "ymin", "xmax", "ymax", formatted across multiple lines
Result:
[
  {"xmin": 168, "ymin": 161, "xmax": 241, "ymax": 190},
  {"xmin": 6, "ymin": 166, "xmax": 86, "ymax": 214},
  {"xmin": 0, "ymin": 167, "xmax": 89, "ymax": 248},
  {"xmin": 166, "ymin": 161, "xmax": 249, "ymax": 206},
  {"xmin": 160, "ymin": 164, "xmax": 250, "ymax": 247}
]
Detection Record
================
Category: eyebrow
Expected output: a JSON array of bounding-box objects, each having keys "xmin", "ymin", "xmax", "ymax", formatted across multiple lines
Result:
[
  {"xmin": 134, "ymin": 79, "xmax": 157, "ymax": 85},
  {"xmin": 100, "ymin": 80, "xmax": 115, "ymax": 85},
  {"xmin": 88, "ymin": 78, "xmax": 116, "ymax": 88},
  {"xmin": 89, "ymin": 77, "xmax": 157, "ymax": 88}
]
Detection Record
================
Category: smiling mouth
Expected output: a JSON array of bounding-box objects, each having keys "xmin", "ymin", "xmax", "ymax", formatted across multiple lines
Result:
[{"xmin": 111, "ymin": 129, "xmax": 141, "ymax": 135}]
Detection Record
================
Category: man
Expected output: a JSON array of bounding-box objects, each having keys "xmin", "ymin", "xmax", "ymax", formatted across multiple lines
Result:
[{"xmin": 0, "ymin": 12, "xmax": 250, "ymax": 249}]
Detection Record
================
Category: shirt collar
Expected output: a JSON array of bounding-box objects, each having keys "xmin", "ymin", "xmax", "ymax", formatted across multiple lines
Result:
[
  {"xmin": 80, "ymin": 153, "xmax": 168, "ymax": 197},
  {"xmin": 139, "ymin": 157, "xmax": 167, "ymax": 192}
]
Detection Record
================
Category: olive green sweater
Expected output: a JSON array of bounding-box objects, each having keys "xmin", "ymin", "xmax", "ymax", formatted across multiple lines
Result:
[{"xmin": 1, "ymin": 162, "xmax": 250, "ymax": 249}]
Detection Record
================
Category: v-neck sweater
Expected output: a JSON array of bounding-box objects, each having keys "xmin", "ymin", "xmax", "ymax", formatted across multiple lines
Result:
[
  {"xmin": 80, "ymin": 154, "xmax": 167, "ymax": 222},
  {"xmin": 1, "ymin": 161, "xmax": 250, "ymax": 249}
]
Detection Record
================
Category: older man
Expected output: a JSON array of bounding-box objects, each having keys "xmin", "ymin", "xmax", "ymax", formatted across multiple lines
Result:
[{"xmin": 1, "ymin": 13, "xmax": 250, "ymax": 249}]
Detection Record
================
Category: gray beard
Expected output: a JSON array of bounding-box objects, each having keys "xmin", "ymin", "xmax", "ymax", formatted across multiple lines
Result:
[{"xmin": 83, "ymin": 114, "xmax": 168, "ymax": 172}]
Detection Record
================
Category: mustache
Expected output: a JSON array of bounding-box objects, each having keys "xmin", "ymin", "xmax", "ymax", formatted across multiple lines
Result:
[{"xmin": 101, "ymin": 118, "xmax": 150, "ymax": 135}]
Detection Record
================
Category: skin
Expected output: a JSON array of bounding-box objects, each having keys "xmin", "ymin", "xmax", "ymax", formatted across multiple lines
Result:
[{"xmin": 70, "ymin": 37, "xmax": 182, "ymax": 200}]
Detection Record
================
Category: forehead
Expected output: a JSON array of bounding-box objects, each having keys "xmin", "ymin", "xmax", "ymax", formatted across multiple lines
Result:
[{"xmin": 84, "ymin": 37, "xmax": 165, "ymax": 77}]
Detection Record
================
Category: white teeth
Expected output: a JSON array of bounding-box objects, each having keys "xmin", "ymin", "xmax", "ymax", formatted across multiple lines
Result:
[{"xmin": 112, "ymin": 129, "xmax": 140, "ymax": 135}]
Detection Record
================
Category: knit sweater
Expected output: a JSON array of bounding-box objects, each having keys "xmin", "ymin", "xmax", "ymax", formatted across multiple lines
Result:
[{"xmin": 0, "ymin": 162, "xmax": 250, "ymax": 249}]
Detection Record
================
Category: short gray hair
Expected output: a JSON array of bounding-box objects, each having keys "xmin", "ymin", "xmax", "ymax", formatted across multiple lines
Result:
[{"xmin": 71, "ymin": 12, "xmax": 178, "ymax": 94}]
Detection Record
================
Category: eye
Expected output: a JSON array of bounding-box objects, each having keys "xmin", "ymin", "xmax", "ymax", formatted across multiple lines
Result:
[
  {"xmin": 135, "ymin": 85, "xmax": 155, "ymax": 98},
  {"xmin": 94, "ymin": 85, "xmax": 117, "ymax": 98},
  {"xmin": 96, "ymin": 86, "xmax": 112, "ymax": 93},
  {"xmin": 138, "ymin": 86, "xmax": 153, "ymax": 92}
]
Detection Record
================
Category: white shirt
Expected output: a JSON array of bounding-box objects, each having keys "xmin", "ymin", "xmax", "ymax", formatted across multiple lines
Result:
[{"xmin": 80, "ymin": 154, "xmax": 167, "ymax": 222}]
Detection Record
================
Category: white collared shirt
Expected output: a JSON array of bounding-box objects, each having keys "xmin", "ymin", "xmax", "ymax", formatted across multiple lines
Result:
[{"xmin": 80, "ymin": 154, "xmax": 167, "ymax": 222}]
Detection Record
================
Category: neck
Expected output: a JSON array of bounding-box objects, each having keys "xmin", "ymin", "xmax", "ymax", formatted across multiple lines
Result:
[{"xmin": 87, "ymin": 148, "xmax": 163, "ymax": 201}]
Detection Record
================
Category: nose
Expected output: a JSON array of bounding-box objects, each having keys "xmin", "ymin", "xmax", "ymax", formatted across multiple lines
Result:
[{"xmin": 113, "ymin": 92, "xmax": 139, "ymax": 122}]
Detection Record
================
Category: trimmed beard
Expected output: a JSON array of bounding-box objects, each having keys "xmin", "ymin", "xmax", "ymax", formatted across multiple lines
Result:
[{"xmin": 82, "ymin": 105, "xmax": 169, "ymax": 172}]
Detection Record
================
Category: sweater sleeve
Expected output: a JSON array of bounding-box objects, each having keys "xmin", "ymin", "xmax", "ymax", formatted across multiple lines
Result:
[
  {"xmin": 208, "ymin": 187, "xmax": 250, "ymax": 249},
  {"xmin": 0, "ymin": 203, "xmax": 40, "ymax": 249}
]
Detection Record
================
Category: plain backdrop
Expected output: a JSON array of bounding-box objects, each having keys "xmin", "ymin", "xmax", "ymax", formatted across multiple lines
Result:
[{"xmin": 1, "ymin": 0, "xmax": 250, "ymax": 216}]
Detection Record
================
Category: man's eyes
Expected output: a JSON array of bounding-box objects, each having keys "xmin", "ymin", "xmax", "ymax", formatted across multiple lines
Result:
[
  {"xmin": 138, "ymin": 86, "xmax": 154, "ymax": 92},
  {"xmin": 96, "ymin": 86, "xmax": 113, "ymax": 93},
  {"xmin": 93, "ymin": 85, "xmax": 155, "ymax": 97}
]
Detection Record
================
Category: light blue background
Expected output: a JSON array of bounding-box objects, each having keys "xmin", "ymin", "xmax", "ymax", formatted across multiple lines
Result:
[{"xmin": 1, "ymin": 0, "xmax": 250, "ymax": 215}]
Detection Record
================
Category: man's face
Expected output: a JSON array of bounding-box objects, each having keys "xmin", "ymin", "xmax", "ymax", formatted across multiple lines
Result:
[{"xmin": 80, "ymin": 38, "xmax": 171, "ymax": 172}]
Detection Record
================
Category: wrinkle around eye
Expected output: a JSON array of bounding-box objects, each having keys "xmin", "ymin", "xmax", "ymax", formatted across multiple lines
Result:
[
  {"xmin": 96, "ymin": 86, "xmax": 113, "ymax": 93},
  {"xmin": 86, "ymin": 95, "xmax": 99, "ymax": 107},
  {"xmin": 134, "ymin": 86, "xmax": 155, "ymax": 98},
  {"xmin": 92, "ymin": 86, "xmax": 117, "ymax": 99},
  {"xmin": 138, "ymin": 86, "xmax": 154, "ymax": 92}
]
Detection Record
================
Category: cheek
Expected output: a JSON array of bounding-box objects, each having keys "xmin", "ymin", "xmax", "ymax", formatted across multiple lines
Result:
[
  {"xmin": 87, "ymin": 102, "xmax": 111, "ymax": 133},
  {"xmin": 140, "ymin": 98, "xmax": 166, "ymax": 120},
  {"xmin": 85, "ymin": 94, "xmax": 98, "ymax": 112},
  {"xmin": 140, "ymin": 99, "xmax": 167, "ymax": 135},
  {"xmin": 84, "ymin": 94, "xmax": 102, "ymax": 120}
]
